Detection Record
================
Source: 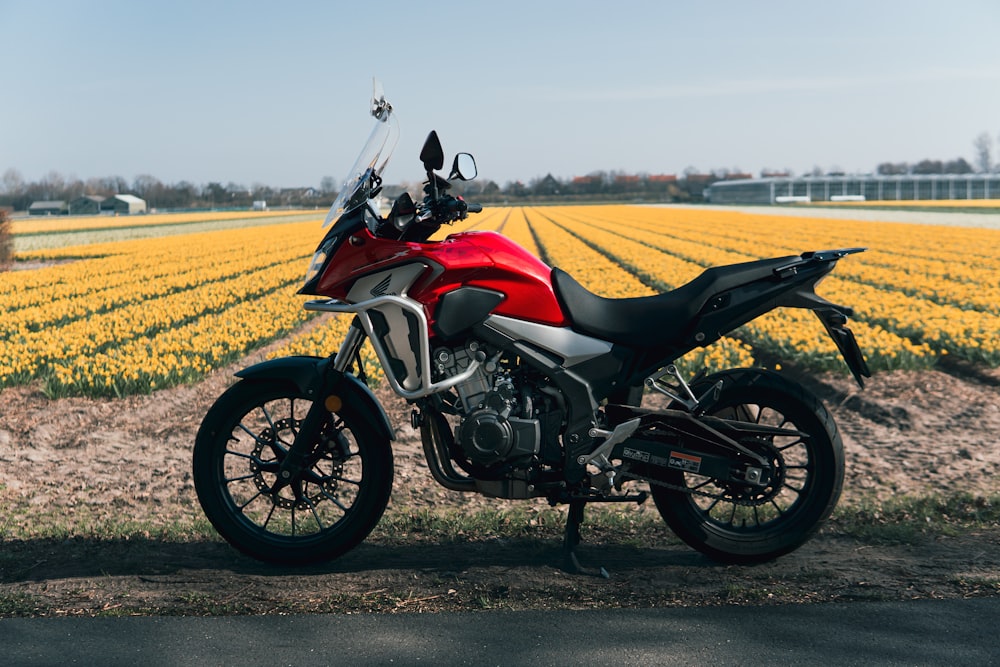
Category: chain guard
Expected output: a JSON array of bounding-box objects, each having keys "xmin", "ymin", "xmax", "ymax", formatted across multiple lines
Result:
[{"xmin": 618, "ymin": 439, "xmax": 786, "ymax": 508}]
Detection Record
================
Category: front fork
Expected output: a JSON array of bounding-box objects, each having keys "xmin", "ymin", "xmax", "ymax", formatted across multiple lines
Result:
[
  {"xmin": 275, "ymin": 321, "xmax": 367, "ymax": 491},
  {"xmin": 332, "ymin": 319, "xmax": 368, "ymax": 374}
]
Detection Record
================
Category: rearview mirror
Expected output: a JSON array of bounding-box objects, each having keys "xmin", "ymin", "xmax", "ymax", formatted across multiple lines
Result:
[
  {"xmin": 419, "ymin": 131, "xmax": 445, "ymax": 172},
  {"xmin": 449, "ymin": 153, "xmax": 477, "ymax": 181}
]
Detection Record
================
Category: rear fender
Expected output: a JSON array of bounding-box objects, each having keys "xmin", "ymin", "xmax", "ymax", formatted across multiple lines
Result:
[{"xmin": 236, "ymin": 355, "xmax": 395, "ymax": 441}]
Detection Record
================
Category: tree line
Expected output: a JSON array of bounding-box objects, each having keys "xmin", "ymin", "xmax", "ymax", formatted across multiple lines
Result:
[{"xmin": 3, "ymin": 131, "xmax": 997, "ymax": 212}]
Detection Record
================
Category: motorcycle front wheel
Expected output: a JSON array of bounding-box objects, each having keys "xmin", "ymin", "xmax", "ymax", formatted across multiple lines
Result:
[
  {"xmin": 650, "ymin": 368, "xmax": 844, "ymax": 564},
  {"xmin": 193, "ymin": 378, "xmax": 393, "ymax": 565}
]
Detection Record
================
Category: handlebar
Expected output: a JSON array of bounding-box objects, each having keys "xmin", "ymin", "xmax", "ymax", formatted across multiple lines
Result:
[{"xmin": 425, "ymin": 195, "xmax": 482, "ymax": 224}]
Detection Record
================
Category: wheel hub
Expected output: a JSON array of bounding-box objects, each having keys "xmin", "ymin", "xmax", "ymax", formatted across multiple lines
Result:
[
  {"xmin": 717, "ymin": 439, "xmax": 786, "ymax": 506},
  {"xmin": 250, "ymin": 417, "xmax": 343, "ymax": 509}
]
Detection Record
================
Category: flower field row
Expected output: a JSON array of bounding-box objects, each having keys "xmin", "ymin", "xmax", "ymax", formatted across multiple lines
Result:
[
  {"xmin": 2, "ymin": 220, "xmax": 326, "ymax": 396},
  {"xmin": 3, "ymin": 204, "xmax": 997, "ymax": 398},
  {"xmin": 11, "ymin": 209, "xmax": 318, "ymax": 236},
  {"xmin": 525, "ymin": 209, "xmax": 931, "ymax": 373},
  {"xmin": 522, "ymin": 210, "xmax": 757, "ymax": 375},
  {"xmin": 528, "ymin": 206, "xmax": 999, "ymax": 367}
]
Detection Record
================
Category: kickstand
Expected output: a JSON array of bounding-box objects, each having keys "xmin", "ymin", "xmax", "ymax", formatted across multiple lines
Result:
[{"xmin": 561, "ymin": 500, "xmax": 610, "ymax": 579}]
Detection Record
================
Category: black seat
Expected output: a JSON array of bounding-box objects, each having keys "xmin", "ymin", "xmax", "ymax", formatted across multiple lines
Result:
[{"xmin": 551, "ymin": 256, "xmax": 799, "ymax": 347}]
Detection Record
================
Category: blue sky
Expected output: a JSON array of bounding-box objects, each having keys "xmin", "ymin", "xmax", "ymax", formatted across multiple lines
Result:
[{"xmin": 2, "ymin": 0, "xmax": 999, "ymax": 189}]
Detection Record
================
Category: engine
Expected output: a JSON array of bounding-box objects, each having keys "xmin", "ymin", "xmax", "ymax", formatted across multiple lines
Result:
[{"xmin": 432, "ymin": 342, "xmax": 562, "ymax": 470}]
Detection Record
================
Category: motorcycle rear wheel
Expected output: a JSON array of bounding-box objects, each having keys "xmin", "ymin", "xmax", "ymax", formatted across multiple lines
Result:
[
  {"xmin": 193, "ymin": 378, "xmax": 393, "ymax": 565},
  {"xmin": 650, "ymin": 369, "xmax": 844, "ymax": 564}
]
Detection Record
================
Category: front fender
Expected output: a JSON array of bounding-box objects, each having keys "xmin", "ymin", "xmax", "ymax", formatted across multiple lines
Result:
[{"xmin": 236, "ymin": 355, "xmax": 395, "ymax": 441}]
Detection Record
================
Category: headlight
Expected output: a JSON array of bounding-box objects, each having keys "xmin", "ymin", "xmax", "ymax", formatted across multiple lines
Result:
[
  {"xmin": 304, "ymin": 249, "xmax": 328, "ymax": 285},
  {"xmin": 303, "ymin": 234, "xmax": 338, "ymax": 286}
]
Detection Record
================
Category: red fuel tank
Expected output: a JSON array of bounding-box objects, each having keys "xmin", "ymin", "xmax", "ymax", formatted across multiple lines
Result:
[{"xmin": 314, "ymin": 229, "xmax": 568, "ymax": 327}]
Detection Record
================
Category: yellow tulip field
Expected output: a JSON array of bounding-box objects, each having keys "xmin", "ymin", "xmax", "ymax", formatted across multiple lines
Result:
[{"xmin": 2, "ymin": 205, "xmax": 997, "ymax": 397}]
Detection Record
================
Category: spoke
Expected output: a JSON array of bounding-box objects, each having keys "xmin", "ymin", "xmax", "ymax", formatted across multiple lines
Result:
[
  {"xmin": 261, "ymin": 403, "xmax": 279, "ymax": 435},
  {"xmin": 325, "ymin": 471, "xmax": 362, "ymax": 487},
  {"xmin": 226, "ymin": 449, "xmax": 278, "ymax": 473},
  {"xmin": 261, "ymin": 403, "xmax": 293, "ymax": 448},
  {"xmin": 225, "ymin": 472, "xmax": 257, "ymax": 483},
  {"xmin": 301, "ymin": 496, "xmax": 327, "ymax": 532},
  {"xmin": 237, "ymin": 489, "xmax": 265, "ymax": 510},
  {"xmin": 725, "ymin": 502, "xmax": 737, "ymax": 525},
  {"xmin": 319, "ymin": 488, "xmax": 350, "ymax": 512},
  {"xmin": 236, "ymin": 422, "xmax": 274, "ymax": 449},
  {"xmin": 769, "ymin": 498, "xmax": 787, "ymax": 516},
  {"xmin": 262, "ymin": 503, "xmax": 277, "ymax": 529},
  {"xmin": 300, "ymin": 468, "xmax": 360, "ymax": 488},
  {"xmin": 776, "ymin": 439, "xmax": 806, "ymax": 451},
  {"xmin": 688, "ymin": 477, "xmax": 714, "ymax": 492}
]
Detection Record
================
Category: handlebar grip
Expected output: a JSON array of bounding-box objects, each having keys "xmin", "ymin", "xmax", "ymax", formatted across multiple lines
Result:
[{"xmin": 466, "ymin": 203, "xmax": 483, "ymax": 213}]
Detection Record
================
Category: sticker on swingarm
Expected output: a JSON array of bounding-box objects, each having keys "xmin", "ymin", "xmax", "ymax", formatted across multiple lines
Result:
[
  {"xmin": 667, "ymin": 451, "xmax": 703, "ymax": 473},
  {"xmin": 623, "ymin": 447, "xmax": 702, "ymax": 474}
]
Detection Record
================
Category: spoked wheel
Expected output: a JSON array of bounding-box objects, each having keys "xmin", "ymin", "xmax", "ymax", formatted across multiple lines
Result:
[
  {"xmin": 650, "ymin": 369, "xmax": 844, "ymax": 564},
  {"xmin": 193, "ymin": 379, "xmax": 393, "ymax": 565}
]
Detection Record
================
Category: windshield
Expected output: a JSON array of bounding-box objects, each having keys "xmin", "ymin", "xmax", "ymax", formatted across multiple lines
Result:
[{"xmin": 322, "ymin": 81, "xmax": 399, "ymax": 228}]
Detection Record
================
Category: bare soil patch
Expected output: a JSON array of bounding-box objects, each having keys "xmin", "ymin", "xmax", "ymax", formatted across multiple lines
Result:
[{"xmin": 1, "ymin": 356, "xmax": 999, "ymax": 616}]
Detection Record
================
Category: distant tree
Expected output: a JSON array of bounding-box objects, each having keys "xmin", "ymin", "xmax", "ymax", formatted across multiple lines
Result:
[
  {"xmin": 876, "ymin": 162, "xmax": 909, "ymax": 175},
  {"xmin": 320, "ymin": 176, "xmax": 338, "ymax": 194},
  {"xmin": 159, "ymin": 181, "xmax": 197, "ymax": 209},
  {"xmin": 0, "ymin": 209, "xmax": 12, "ymax": 271},
  {"xmin": 203, "ymin": 182, "xmax": 227, "ymax": 207},
  {"xmin": 100, "ymin": 175, "xmax": 130, "ymax": 195},
  {"xmin": 38, "ymin": 170, "xmax": 67, "ymax": 199},
  {"xmin": 2, "ymin": 168, "xmax": 25, "ymax": 195},
  {"xmin": 503, "ymin": 180, "xmax": 527, "ymax": 197},
  {"xmin": 132, "ymin": 174, "xmax": 164, "ymax": 207},
  {"xmin": 943, "ymin": 158, "xmax": 973, "ymax": 174},
  {"xmin": 0, "ymin": 169, "xmax": 30, "ymax": 210},
  {"xmin": 973, "ymin": 132, "xmax": 993, "ymax": 173},
  {"xmin": 480, "ymin": 180, "xmax": 500, "ymax": 196},
  {"xmin": 912, "ymin": 159, "xmax": 944, "ymax": 175}
]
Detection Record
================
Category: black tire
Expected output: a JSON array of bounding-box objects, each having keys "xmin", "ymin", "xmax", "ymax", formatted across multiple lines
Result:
[
  {"xmin": 649, "ymin": 369, "xmax": 844, "ymax": 564},
  {"xmin": 193, "ymin": 379, "xmax": 393, "ymax": 565}
]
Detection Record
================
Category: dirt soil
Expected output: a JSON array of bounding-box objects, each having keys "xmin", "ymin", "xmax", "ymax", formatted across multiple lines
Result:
[{"xmin": 2, "ymin": 348, "xmax": 999, "ymax": 616}]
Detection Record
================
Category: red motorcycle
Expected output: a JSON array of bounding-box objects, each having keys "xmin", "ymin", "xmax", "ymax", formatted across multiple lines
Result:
[{"xmin": 193, "ymin": 83, "xmax": 870, "ymax": 574}]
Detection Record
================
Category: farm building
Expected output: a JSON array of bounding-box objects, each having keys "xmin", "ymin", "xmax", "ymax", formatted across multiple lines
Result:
[
  {"xmin": 68, "ymin": 195, "xmax": 105, "ymax": 215},
  {"xmin": 100, "ymin": 194, "xmax": 147, "ymax": 214},
  {"xmin": 28, "ymin": 200, "xmax": 68, "ymax": 215},
  {"xmin": 706, "ymin": 173, "xmax": 1000, "ymax": 205}
]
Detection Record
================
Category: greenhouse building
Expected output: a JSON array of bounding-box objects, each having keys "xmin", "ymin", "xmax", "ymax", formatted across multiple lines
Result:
[{"xmin": 706, "ymin": 174, "xmax": 1000, "ymax": 205}]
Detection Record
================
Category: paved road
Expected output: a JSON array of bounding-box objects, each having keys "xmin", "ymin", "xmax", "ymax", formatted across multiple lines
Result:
[{"xmin": 3, "ymin": 598, "xmax": 998, "ymax": 666}]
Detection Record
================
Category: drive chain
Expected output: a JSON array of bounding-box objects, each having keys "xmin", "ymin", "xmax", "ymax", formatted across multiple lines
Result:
[{"xmin": 620, "ymin": 469, "xmax": 763, "ymax": 507}]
